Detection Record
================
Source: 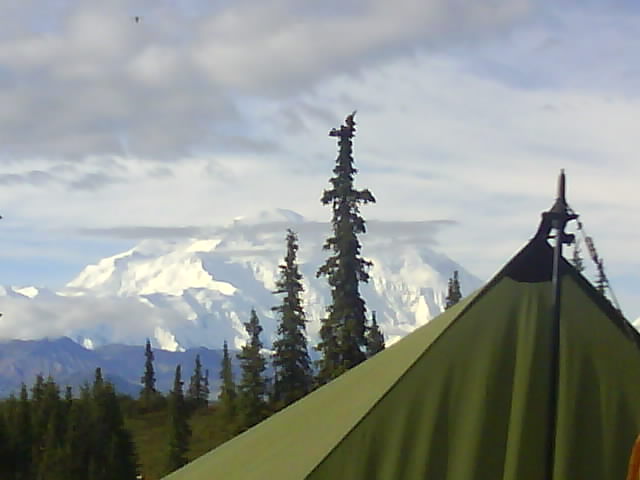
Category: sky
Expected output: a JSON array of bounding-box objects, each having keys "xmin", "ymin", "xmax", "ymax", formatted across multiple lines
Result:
[{"xmin": 0, "ymin": 0, "xmax": 639, "ymax": 320}]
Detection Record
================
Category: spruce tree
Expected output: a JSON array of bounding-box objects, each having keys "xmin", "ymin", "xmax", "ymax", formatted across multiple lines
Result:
[
  {"xmin": 187, "ymin": 354, "xmax": 208, "ymax": 410},
  {"xmin": 2, "ymin": 386, "xmax": 31, "ymax": 478},
  {"xmin": 37, "ymin": 417, "xmax": 68, "ymax": 480},
  {"xmin": 65, "ymin": 387, "xmax": 93, "ymax": 480},
  {"xmin": 27, "ymin": 375, "xmax": 60, "ymax": 472},
  {"xmin": 272, "ymin": 229, "xmax": 313, "ymax": 409},
  {"xmin": 365, "ymin": 311, "xmax": 385, "ymax": 358},
  {"xmin": 316, "ymin": 111, "xmax": 375, "ymax": 384},
  {"xmin": 0, "ymin": 411, "xmax": 9, "ymax": 479},
  {"xmin": 14, "ymin": 383, "xmax": 32, "ymax": 478},
  {"xmin": 445, "ymin": 270, "xmax": 462, "ymax": 309},
  {"xmin": 218, "ymin": 341, "xmax": 238, "ymax": 440},
  {"xmin": 166, "ymin": 365, "xmax": 191, "ymax": 474},
  {"xmin": 140, "ymin": 338, "xmax": 158, "ymax": 410},
  {"xmin": 90, "ymin": 371, "xmax": 138, "ymax": 479},
  {"xmin": 237, "ymin": 309, "xmax": 268, "ymax": 430}
]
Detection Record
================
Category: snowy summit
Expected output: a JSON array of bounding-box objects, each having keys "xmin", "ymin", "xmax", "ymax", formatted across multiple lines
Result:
[{"xmin": 0, "ymin": 210, "xmax": 480, "ymax": 351}]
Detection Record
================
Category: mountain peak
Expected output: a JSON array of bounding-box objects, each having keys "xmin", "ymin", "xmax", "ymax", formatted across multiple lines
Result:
[
  {"xmin": 1, "ymin": 214, "xmax": 482, "ymax": 351},
  {"xmin": 230, "ymin": 208, "xmax": 306, "ymax": 227}
]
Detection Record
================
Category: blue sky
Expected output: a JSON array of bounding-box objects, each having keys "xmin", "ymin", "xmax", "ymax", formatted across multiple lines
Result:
[{"xmin": 0, "ymin": 0, "xmax": 639, "ymax": 320}]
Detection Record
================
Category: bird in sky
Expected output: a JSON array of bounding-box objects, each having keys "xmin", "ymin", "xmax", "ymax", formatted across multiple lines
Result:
[{"xmin": 133, "ymin": 16, "xmax": 141, "ymax": 23}]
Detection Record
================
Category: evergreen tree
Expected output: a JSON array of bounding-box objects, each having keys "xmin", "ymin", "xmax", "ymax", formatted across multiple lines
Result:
[
  {"xmin": 166, "ymin": 365, "xmax": 191, "ymax": 474},
  {"xmin": 187, "ymin": 354, "xmax": 208, "ymax": 409},
  {"xmin": 92, "ymin": 367, "xmax": 105, "ymax": 407},
  {"xmin": 365, "ymin": 311, "xmax": 385, "ymax": 358},
  {"xmin": 571, "ymin": 241, "xmax": 585, "ymax": 273},
  {"xmin": 90, "ymin": 371, "xmax": 139, "ymax": 479},
  {"xmin": 237, "ymin": 309, "xmax": 268, "ymax": 430},
  {"xmin": 316, "ymin": 111, "xmax": 375, "ymax": 384},
  {"xmin": 272, "ymin": 229, "xmax": 313, "ymax": 408},
  {"xmin": 13, "ymin": 383, "xmax": 32, "ymax": 478},
  {"xmin": 203, "ymin": 369, "xmax": 210, "ymax": 404},
  {"xmin": 0, "ymin": 410, "xmax": 10, "ymax": 479},
  {"xmin": 217, "ymin": 341, "xmax": 238, "ymax": 440},
  {"xmin": 2, "ymin": 390, "xmax": 27, "ymax": 478},
  {"xmin": 445, "ymin": 270, "xmax": 462, "ymax": 309},
  {"xmin": 140, "ymin": 338, "xmax": 158, "ymax": 409},
  {"xmin": 65, "ymin": 387, "xmax": 93, "ymax": 480},
  {"xmin": 32, "ymin": 376, "xmax": 64, "ymax": 470},
  {"xmin": 37, "ymin": 417, "xmax": 68, "ymax": 480},
  {"xmin": 63, "ymin": 385, "xmax": 73, "ymax": 418},
  {"xmin": 316, "ymin": 316, "xmax": 342, "ymax": 385}
]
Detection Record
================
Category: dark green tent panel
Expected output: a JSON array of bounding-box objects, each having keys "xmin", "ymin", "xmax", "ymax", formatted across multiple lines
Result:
[{"xmin": 165, "ymin": 236, "xmax": 640, "ymax": 480}]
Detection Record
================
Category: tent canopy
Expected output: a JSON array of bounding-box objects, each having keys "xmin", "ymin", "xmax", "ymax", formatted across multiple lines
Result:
[{"xmin": 165, "ymin": 233, "xmax": 640, "ymax": 480}]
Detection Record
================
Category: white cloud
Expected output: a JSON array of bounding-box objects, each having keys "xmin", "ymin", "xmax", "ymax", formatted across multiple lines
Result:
[
  {"xmin": 0, "ymin": 0, "xmax": 532, "ymax": 160},
  {"xmin": 0, "ymin": 292, "xmax": 174, "ymax": 344}
]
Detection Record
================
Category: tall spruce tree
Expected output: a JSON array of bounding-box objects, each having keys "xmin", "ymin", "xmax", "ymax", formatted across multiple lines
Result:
[
  {"xmin": 316, "ymin": 111, "xmax": 375, "ymax": 384},
  {"xmin": 187, "ymin": 354, "xmax": 208, "ymax": 410},
  {"xmin": 237, "ymin": 309, "xmax": 268, "ymax": 431},
  {"xmin": 445, "ymin": 270, "xmax": 462, "ymax": 309},
  {"xmin": 218, "ymin": 341, "xmax": 238, "ymax": 440},
  {"xmin": 365, "ymin": 311, "xmax": 385, "ymax": 358},
  {"xmin": 166, "ymin": 365, "xmax": 191, "ymax": 474},
  {"xmin": 272, "ymin": 229, "xmax": 313, "ymax": 408},
  {"xmin": 140, "ymin": 338, "xmax": 158, "ymax": 409}
]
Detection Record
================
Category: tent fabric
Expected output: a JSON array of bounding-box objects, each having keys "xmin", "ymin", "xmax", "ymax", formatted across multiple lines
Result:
[
  {"xmin": 165, "ymin": 237, "xmax": 640, "ymax": 480},
  {"xmin": 626, "ymin": 435, "xmax": 640, "ymax": 480}
]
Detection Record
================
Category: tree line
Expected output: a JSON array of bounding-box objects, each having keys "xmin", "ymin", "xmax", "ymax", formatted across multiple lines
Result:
[{"xmin": 0, "ymin": 370, "xmax": 138, "ymax": 480}]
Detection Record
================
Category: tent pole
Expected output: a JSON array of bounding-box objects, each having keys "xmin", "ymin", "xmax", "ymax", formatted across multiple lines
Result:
[{"xmin": 544, "ymin": 170, "xmax": 578, "ymax": 479}]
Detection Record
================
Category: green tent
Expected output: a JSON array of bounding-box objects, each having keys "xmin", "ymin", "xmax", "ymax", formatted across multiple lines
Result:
[{"xmin": 165, "ymin": 220, "xmax": 640, "ymax": 479}]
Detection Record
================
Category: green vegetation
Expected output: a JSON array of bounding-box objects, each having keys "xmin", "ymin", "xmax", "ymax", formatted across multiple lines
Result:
[
  {"xmin": 445, "ymin": 270, "xmax": 462, "ymax": 309},
  {"xmin": 0, "ymin": 370, "xmax": 137, "ymax": 480},
  {"xmin": 272, "ymin": 229, "xmax": 313, "ymax": 410},
  {"xmin": 127, "ymin": 406, "xmax": 224, "ymax": 480},
  {"xmin": 316, "ymin": 112, "xmax": 376, "ymax": 384},
  {"xmin": 236, "ymin": 309, "xmax": 269, "ymax": 431},
  {"xmin": 216, "ymin": 340, "xmax": 238, "ymax": 441},
  {"xmin": 140, "ymin": 338, "xmax": 163, "ymax": 411},
  {"xmin": 365, "ymin": 311, "xmax": 385, "ymax": 358},
  {"xmin": 186, "ymin": 354, "xmax": 209, "ymax": 411},
  {"xmin": 165, "ymin": 365, "xmax": 190, "ymax": 474},
  {"xmin": 0, "ymin": 372, "xmax": 240, "ymax": 480}
]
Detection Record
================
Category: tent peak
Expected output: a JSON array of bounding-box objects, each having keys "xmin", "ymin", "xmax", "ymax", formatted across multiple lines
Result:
[{"xmin": 533, "ymin": 170, "xmax": 579, "ymax": 243}]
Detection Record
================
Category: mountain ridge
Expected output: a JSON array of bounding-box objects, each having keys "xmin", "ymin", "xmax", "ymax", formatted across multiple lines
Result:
[
  {"xmin": 0, "ymin": 209, "xmax": 482, "ymax": 352},
  {"xmin": 0, "ymin": 336, "xmax": 228, "ymax": 397}
]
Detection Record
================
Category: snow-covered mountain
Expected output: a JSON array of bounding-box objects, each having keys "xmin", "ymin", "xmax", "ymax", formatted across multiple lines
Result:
[{"xmin": 0, "ymin": 209, "xmax": 481, "ymax": 351}]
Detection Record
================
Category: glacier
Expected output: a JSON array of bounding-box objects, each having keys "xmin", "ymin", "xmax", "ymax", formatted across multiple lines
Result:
[{"xmin": 0, "ymin": 209, "xmax": 482, "ymax": 351}]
